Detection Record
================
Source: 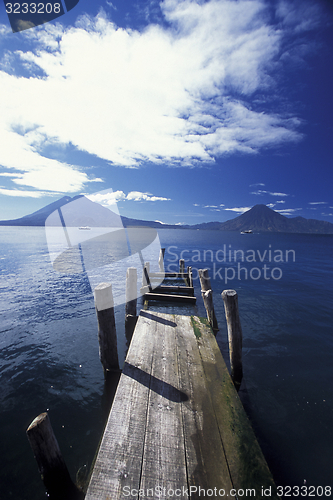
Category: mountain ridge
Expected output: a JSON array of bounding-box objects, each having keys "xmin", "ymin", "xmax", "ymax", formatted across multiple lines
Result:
[{"xmin": 0, "ymin": 198, "xmax": 333, "ymax": 234}]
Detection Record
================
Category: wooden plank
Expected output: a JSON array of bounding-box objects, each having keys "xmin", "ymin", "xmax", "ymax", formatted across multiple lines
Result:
[
  {"xmin": 192, "ymin": 316, "xmax": 279, "ymax": 499},
  {"xmin": 139, "ymin": 312, "xmax": 188, "ymax": 495},
  {"xmin": 174, "ymin": 315, "xmax": 234, "ymax": 496},
  {"xmin": 149, "ymin": 272, "xmax": 189, "ymax": 279},
  {"xmin": 85, "ymin": 313, "xmax": 157, "ymax": 500},
  {"xmin": 140, "ymin": 285, "xmax": 195, "ymax": 295},
  {"xmin": 144, "ymin": 292, "xmax": 196, "ymax": 304}
]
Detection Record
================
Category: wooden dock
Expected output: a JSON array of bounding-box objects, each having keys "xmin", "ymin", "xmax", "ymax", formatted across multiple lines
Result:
[{"xmin": 85, "ymin": 310, "xmax": 278, "ymax": 499}]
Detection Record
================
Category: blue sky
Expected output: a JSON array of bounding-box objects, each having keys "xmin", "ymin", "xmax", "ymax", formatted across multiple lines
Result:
[{"xmin": 0, "ymin": 0, "xmax": 332, "ymax": 224}]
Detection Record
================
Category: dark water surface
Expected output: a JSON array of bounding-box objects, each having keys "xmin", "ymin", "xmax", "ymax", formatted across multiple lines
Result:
[{"xmin": 1, "ymin": 227, "xmax": 332, "ymax": 498}]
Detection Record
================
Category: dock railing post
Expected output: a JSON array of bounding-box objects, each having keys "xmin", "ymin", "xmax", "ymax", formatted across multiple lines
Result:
[
  {"xmin": 222, "ymin": 289, "xmax": 243, "ymax": 390},
  {"xmin": 26, "ymin": 412, "xmax": 84, "ymax": 500},
  {"xmin": 199, "ymin": 268, "xmax": 218, "ymax": 334},
  {"xmin": 125, "ymin": 267, "xmax": 138, "ymax": 343},
  {"xmin": 179, "ymin": 258, "xmax": 185, "ymax": 278},
  {"xmin": 159, "ymin": 248, "xmax": 165, "ymax": 272},
  {"xmin": 94, "ymin": 283, "xmax": 119, "ymax": 372},
  {"xmin": 142, "ymin": 261, "xmax": 150, "ymax": 287},
  {"xmin": 187, "ymin": 266, "xmax": 193, "ymax": 287}
]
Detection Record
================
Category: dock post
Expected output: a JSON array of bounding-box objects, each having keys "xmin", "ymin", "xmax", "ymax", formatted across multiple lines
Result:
[
  {"xmin": 26, "ymin": 412, "xmax": 84, "ymax": 500},
  {"xmin": 187, "ymin": 266, "xmax": 193, "ymax": 287},
  {"xmin": 199, "ymin": 268, "xmax": 218, "ymax": 334},
  {"xmin": 159, "ymin": 248, "xmax": 165, "ymax": 272},
  {"xmin": 179, "ymin": 258, "xmax": 185, "ymax": 277},
  {"xmin": 94, "ymin": 283, "xmax": 119, "ymax": 372},
  {"xmin": 125, "ymin": 267, "xmax": 138, "ymax": 343},
  {"xmin": 142, "ymin": 261, "xmax": 150, "ymax": 286},
  {"xmin": 222, "ymin": 289, "xmax": 243, "ymax": 390}
]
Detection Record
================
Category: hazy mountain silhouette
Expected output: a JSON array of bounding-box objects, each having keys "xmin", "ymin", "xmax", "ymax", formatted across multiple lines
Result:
[
  {"xmin": 190, "ymin": 204, "xmax": 333, "ymax": 233},
  {"xmin": 1, "ymin": 198, "xmax": 333, "ymax": 234}
]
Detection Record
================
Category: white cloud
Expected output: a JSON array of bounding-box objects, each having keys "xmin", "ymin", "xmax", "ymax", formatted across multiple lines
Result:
[
  {"xmin": 87, "ymin": 190, "xmax": 171, "ymax": 205},
  {"xmin": 106, "ymin": 1, "xmax": 117, "ymax": 10},
  {"xmin": 267, "ymin": 203, "xmax": 275, "ymax": 208},
  {"xmin": 204, "ymin": 205, "xmax": 218, "ymax": 208},
  {"xmin": 276, "ymin": 207, "xmax": 302, "ymax": 215},
  {"xmin": 0, "ymin": 188, "xmax": 54, "ymax": 198},
  {"xmin": 251, "ymin": 189, "xmax": 289, "ymax": 196},
  {"xmin": 308, "ymin": 201, "xmax": 327, "ymax": 205},
  {"xmin": 276, "ymin": 0, "xmax": 322, "ymax": 34},
  {"xmin": 126, "ymin": 191, "xmax": 171, "ymax": 202},
  {"xmin": 87, "ymin": 190, "xmax": 126, "ymax": 206},
  {"xmin": 224, "ymin": 206, "xmax": 252, "ymax": 213},
  {"xmin": 0, "ymin": 0, "xmax": 313, "ymax": 193},
  {"xmin": 250, "ymin": 182, "xmax": 265, "ymax": 187}
]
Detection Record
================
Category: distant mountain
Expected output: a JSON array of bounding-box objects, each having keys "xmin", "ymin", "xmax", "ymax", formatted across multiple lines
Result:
[
  {"xmin": 191, "ymin": 204, "xmax": 333, "ymax": 234},
  {"xmin": 0, "ymin": 195, "xmax": 176, "ymax": 229},
  {"xmin": 1, "ymin": 198, "xmax": 333, "ymax": 234},
  {"xmin": 0, "ymin": 195, "xmax": 82, "ymax": 226}
]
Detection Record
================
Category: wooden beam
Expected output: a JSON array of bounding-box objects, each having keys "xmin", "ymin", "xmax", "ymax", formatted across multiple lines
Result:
[
  {"xmin": 143, "ymin": 292, "xmax": 196, "ymax": 304},
  {"xmin": 149, "ymin": 272, "xmax": 189, "ymax": 279},
  {"xmin": 140, "ymin": 285, "xmax": 194, "ymax": 295}
]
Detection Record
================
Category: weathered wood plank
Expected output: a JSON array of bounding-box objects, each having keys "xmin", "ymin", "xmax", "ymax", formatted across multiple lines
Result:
[
  {"xmin": 149, "ymin": 272, "xmax": 189, "ymax": 278},
  {"xmin": 175, "ymin": 315, "xmax": 233, "ymax": 497},
  {"xmin": 192, "ymin": 317, "xmax": 279, "ymax": 499},
  {"xmin": 143, "ymin": 292, "xmax": 196, "ymax": 304},
  {"xmin": 140, "ymin": 313, "xmax": 188, "ymax": 497},
  {"xmin": 140, "ymin": 285, "xmax": 195, "ymax": 295},
  {"xmin": 85, "ymin": 313, "xmax": 157, "ymax": 500}
]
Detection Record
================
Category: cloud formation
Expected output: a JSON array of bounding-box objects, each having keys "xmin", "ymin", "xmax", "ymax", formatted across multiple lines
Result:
[
  {"xmin": 0, "ymin": 0, "xmax": 321, "ymax": 195},
  {"xmin": 87, "ymin": 190, "xmax": 170, "ymax": 205},
  {"xmin": 224, "ymin": 206, "xmax": 252, "ymax": 213},
  {"xmin": 251, "ymin": 189, "xmax": 289, "ymax": 196}
]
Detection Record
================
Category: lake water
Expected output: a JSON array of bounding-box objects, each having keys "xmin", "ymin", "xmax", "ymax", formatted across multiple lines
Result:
[{"xmin": 1, "ymin": 227, "xmax": 333, "ymax": 499}]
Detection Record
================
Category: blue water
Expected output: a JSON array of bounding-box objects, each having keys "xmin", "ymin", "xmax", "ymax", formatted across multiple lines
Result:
[{"xmin": 1, "ymin": 227, "xmax": 333, "ymax": 498}]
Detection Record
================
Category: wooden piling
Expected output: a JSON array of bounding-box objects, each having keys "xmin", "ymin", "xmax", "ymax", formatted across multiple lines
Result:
[
  {"xmin": 199, "ymin": 268, "xmax": 218, "ymax": 333},
  {"xmin": 222, "ymin": 289, "xmax": 243, "ymax": 390},
  {"xmin": 187, "ymin": 266, "xmax": 193, "ymax": 287},
  {"xmin": 179, "ymin": 258, "xmax": 185, "ymax": 277},
  {"xmin": 125, "ymin": 267, "xmax": 137, "ymax": 317},
  {"xmin": 158, "ymin": 248, "xmax": 165, "ymax": 272},
  {"xmin": 125, "ymin": 267, "xmax": 138, "ymax": 344},
  {"xmin": 142, "ymin": 262, "xmax": 150, "ymax": 287},
  {"xmin": 94, "ymin": 283, "xmax": 119, "ymax": 372},
  {"xmin": 26, "ymin": 412, "xmax": 83, "ymax": 500}
]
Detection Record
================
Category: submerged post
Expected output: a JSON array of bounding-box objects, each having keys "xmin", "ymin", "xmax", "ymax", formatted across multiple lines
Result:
[
  {"xmin": 125, "ymin": 267, "xmax": 138, "ymax": 343},
  {"xmin": 26, "ymin": 412, "xmax": 83, "ymax": 500},
  {"xmin": 199, "ymin": 268, "xmax": 218, "ymax": 333},
  {"xmin": 94, "ymin": 283, "xmax": 119, "ymax": 372},
  {"xmin": 222, "ymin": 289, "xmax": 243, "ymax": 390}
]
